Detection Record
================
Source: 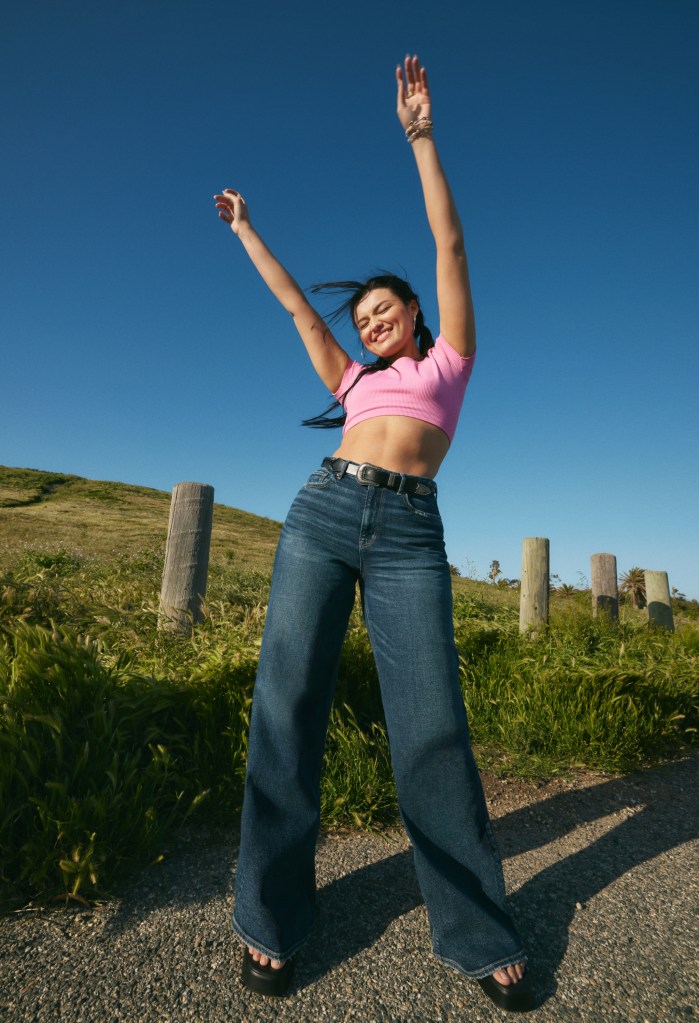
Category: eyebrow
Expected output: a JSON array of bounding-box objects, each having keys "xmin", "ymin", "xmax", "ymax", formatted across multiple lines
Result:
[{"xmin": 356, "ymin": 299, "xmax": 391, "ymax": 324}]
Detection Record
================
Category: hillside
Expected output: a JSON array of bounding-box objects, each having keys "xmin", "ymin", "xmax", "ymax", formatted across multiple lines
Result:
[{"xmin": 0, "ymin": 465, "xmax": 282, "ymax": 574}]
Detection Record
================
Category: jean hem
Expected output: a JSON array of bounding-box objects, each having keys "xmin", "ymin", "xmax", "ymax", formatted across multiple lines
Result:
[
  {"xmin": 231, "ymin": 914, "xmax": 309, "ymax": 962},
  {"xmin": 433, "ymin": 949, "xmax": 528, "ymax": 981}
]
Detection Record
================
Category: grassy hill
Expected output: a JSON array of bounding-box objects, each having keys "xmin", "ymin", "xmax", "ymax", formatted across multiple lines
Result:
[
  {"xmin": 0, "ymin": 465, "xmax": 282, "ymax": 574},
  {"xmin": 0, "ymin": 463, "xmax": 518, "ymax": 607}
]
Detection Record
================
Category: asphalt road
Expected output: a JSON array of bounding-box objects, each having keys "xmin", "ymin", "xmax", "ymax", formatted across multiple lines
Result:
[{"xmin": 1, "ymin": 755, "xmax": 697, "ymax": 1023}]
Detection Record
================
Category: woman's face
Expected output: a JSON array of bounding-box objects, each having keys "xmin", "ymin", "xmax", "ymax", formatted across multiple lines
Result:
[{"xmin": 354, "ymin": 288, "xmax": 419, "ymax": 362}]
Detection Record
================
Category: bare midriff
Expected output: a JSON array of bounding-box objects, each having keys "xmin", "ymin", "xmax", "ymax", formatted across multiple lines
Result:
[{"xmin": 332, "ymin": 415, "xmax": 450, "ymax": 480}]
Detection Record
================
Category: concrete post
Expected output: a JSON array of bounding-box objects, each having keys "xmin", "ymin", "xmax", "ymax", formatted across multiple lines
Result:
[
  {"xmin": 644, "ymin": 570, "xmax": 674, "ymax": 631},
  {"xmin": 591, "ymin": 553, "xmax": 619, "ymax": 620}
]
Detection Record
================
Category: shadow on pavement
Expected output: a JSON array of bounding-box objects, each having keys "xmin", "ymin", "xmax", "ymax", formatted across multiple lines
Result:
[
  {"xmin": 501, "ymin": 754, "xmax": 698, "ymax": 1003},
  {"xmin": 103, "ymin": 754, "xmax": 698, "ymax": 1009},
  {"xmin": 296, "ymin": 754, "xmax": 698, "ymax": 1002}
]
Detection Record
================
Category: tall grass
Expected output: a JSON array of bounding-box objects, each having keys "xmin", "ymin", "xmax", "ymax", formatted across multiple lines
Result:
[
  {"xmin": 0, "ymin": 544, "xmax": 696, "ymax": 908},
  {"xmin": 460, "ymin": 611, "xmax": 698, "ymax": 774},
  {"xmin": 0, "ymin": 622, "xmax": 257, "ymax": 908}
]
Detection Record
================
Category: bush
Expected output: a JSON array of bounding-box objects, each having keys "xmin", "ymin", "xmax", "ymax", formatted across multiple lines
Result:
[
  {"xmin": 459, "ymin": 612, "xmax": 698, "ymax": 774},
  {"xmin": 0, "ymin": 623, "xmax": 255, "ymax": 908}
]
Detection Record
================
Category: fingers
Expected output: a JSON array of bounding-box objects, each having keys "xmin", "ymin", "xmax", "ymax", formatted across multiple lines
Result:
[
  {"xmin": 214, "ymin": 188, "xmax": 247, "ymax": 226},
  {"xmin": 404, "ymin": 54, "xmax": 416, "ymax": 95},
  {"xmin": 401, "ymin": 54, "xmax": 427, "ymax": 97},
  {"xmin": 395, "ymin": 63, "xmax": 406, "ymax": 105},
  {"xmin": 215, "ymin": 188, "xmax": 246, "ymax": 207},
  {"xmin": 213, "ymin": 194, "xmax": 233, "ymax": 222},
  {"xmin": 405, "ymin": 54, "xmax": 419, "ymax": 95},
  {"xmin": 213, "ymin": 189, "xmax": 245, "ymax": 204}
]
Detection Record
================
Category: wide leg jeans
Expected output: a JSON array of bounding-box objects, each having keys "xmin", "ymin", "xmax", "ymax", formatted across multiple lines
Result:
[{"xmin": 232, "ymin": 464, "xmax": 525, "ymax": 978}]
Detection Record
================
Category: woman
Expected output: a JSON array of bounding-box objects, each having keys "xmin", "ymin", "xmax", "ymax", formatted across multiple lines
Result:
[{"xmin": 214, "ymin": 56, "xmax": 533, "ymax": 1013}]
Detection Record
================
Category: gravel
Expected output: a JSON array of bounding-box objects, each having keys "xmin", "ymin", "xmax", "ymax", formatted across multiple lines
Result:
[{"xmin": 1, "ymin": 755, "xmax": 697, "ymax": 1023}]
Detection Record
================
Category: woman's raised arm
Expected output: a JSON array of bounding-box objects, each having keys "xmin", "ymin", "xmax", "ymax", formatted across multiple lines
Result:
[
  {"xmin": 396, "ymin": 56, "xmax": 476, "ymax": 357},
  {"xmin": 214, "ymin": 188, "xmax": 350, "ymax": 392}
]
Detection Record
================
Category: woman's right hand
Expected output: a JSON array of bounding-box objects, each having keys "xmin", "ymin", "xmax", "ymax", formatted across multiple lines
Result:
[{"xmin": 214, "ymin": 188, "xmax": 251, "ymax": 236}]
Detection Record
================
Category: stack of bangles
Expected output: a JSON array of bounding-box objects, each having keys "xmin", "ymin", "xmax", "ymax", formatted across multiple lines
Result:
[{"xmin": 405, "ymin": 116, "xmax": 433, "ymax": 143}]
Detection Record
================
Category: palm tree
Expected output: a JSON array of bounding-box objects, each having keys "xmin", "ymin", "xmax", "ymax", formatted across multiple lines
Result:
[{"xmin": 619, "ymin": 567, "xmax": 646, "ymax": 608}]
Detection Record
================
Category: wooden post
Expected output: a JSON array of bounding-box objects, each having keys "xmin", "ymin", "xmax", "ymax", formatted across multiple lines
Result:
[
  {"xmin": 519, "ymin": 538, "xmax": 550, "ymax": 636},
  {"xmin": 159, "ymin": 482, "xmax": 214, "ymax": 634},
  {"xmin": 591, "ymin": 553, "xmax": 619, "ymax": 620},
  {"xmin": 644, "ymin": 570, "xmax": 674, "ymax": 632}
]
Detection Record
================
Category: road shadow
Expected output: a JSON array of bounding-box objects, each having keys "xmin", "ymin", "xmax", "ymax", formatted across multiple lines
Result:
[
  {"xmin": 295, "ymin": 754, "xmax": 698, "ymax": 1002},
  {"xmin": 102, "ymin": 754, "xmax": 698, "ymax": 1009},
  {"xmin": 497, "ymin": 754, "xmax": 698, "ymax": 1003}
]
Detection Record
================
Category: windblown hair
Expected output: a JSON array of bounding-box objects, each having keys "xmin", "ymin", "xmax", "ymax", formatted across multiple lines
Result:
[{"xmin": 302, "ymin": 273, "xmax": 434, "ymax": 429}]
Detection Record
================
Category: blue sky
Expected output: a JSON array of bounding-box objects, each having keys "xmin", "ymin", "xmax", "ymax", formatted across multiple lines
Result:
[{"xmin": 3, "ymin": 0, "xmax": 698, "ymax": 597}]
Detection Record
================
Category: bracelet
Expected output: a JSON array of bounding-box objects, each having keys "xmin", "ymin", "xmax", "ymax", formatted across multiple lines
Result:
[
  {"xmin": 405, "ymin": 116, "xmax": 431, "ymax": 135},
  {"xmin": 405, "ymin": 117, "xmax": 434, "ymax": 143}
]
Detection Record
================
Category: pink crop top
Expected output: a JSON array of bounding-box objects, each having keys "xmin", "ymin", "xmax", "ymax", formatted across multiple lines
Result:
[{"xmin": 331, "ymin": 334, "xmax": 476, "ymax": 443}]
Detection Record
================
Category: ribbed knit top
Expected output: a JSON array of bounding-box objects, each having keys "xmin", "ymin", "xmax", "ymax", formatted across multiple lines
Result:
[{"xmin": 331, "ymin": 334, "xmax": 476, "ymax": 443}]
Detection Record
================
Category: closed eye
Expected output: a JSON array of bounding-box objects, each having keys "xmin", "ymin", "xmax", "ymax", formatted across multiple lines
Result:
[{"xmin": 357, "ymin": 303, "xmax": 392, "ymax": 330}]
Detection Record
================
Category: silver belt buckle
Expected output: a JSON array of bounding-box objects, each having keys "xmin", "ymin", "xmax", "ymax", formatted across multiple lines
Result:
[{"xmin": 355, "ymin": 462, "xmax": 378, "ymax": 486}]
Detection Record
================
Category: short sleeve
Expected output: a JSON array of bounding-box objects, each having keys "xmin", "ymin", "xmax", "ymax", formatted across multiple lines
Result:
[
  {"xmin": 434, "ymin": 333, "xmax": 477, "ymax": 374},
  {"xmin": 332, "ymin": 360, "xmax": 364, "ymax": 401}
]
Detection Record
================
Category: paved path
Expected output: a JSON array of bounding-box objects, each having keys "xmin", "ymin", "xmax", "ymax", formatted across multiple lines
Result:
[{"xmin": 1, "ymin": 755, "xmax": 697, "ymax": 1022}]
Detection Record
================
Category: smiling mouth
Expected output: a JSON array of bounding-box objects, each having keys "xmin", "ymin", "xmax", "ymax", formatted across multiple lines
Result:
[{"xmin": 372, "ymin": 327, "xmax": 392, "ymax": 344}]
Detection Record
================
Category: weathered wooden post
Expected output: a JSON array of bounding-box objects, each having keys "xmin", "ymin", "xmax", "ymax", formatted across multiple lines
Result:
[
  {"xmin": 519, "ymin": 538, "xmax": 550, "ymax": 636},
  {"xmin": 159, "ymin": 482, "xmax": 214, "ymax": 634},
  {"xmin": 591, "ymin": 553, "xmax": 619, "ymax": 620},
  {"xmin": 644, "ymin": 570, "xmax": 674, "ymax": 632}
]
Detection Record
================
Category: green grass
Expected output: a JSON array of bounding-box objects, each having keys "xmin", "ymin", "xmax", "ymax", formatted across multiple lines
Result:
[
  {"xmin": 459, "ymin": 609, "xmax": 698, "ymax": 775},
  {"xmin": 0, "ymin": 464, "xmax": 282, "ymax": 571},
  {"xmin": 0, "ymin": 465, "xmax": 697, "ymax": 908}
]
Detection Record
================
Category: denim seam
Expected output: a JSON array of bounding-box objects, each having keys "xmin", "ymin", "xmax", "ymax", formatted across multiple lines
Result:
[
  {"xmin": 433, "ymin": 949, "xmax": 528, "ymax": 980},
  {"xmin": 231, "ymin": 913, "xmax": 309, "ymax": 962},
  {"xmin": 481, "ymin": 819, "xmax": 508, "ymax": 905},
  {"xmin": 303, "ymin": 469, "xmax": 333, "ymax": 489},
  {"xmin": 358, "ymin": 486, "xmax": 384, "ymax": 551},
  {"xmin": 401, "ymin": 491, "xmax": 442, "ymax": 519}
]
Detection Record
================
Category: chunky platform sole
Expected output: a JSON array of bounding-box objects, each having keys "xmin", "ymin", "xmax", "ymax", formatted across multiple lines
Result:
[
  {"xmin": 477, "ymin": 970, "xmax": 534, "ymax": 1012},
  {"xmin": 241, "ymin": 948, "xmax": 294, "ymax": 997}
]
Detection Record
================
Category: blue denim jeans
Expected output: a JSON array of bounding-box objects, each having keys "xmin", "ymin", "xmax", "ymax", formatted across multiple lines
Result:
[{"xmin": 232, "ymin": 462, "xmax": 525, "ymax": 978}]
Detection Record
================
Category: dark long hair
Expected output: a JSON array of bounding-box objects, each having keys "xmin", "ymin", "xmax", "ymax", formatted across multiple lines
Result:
[{"xmin": 302, "ymin": 273, "xmax": 434, "ymax": 429}]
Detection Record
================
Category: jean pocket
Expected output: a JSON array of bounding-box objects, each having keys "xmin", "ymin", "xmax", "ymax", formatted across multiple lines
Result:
[
  {"xmin": 402, "ymin": 490, "xmax": 441, "ymax": 519},
  {"xmin": 303, "ymin": 468, "xmax": 333, "ymax": 489}
]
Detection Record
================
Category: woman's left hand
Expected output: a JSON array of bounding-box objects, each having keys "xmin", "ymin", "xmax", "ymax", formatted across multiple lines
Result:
[
  {"xmin": 214, "ymin": 188, "xmax": 252, "ymax": 236},
  {"xmin": 396, "ymin": 54, "xmax": 431, "ymax": 131}
]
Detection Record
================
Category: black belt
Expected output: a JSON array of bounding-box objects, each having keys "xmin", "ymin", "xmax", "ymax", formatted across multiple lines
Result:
[{"xmin": 322, "ymin": 457, "xmax": 435, "ymax": 496}]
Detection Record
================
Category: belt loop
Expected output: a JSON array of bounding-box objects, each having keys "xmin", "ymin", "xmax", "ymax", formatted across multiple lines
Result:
[
  {"xmin": 334, "ymin": 458, "xmax": 348, "ymax": 479},
  {"xmin": 396, "ymin": 473, "xmax": 407, "ymax": 495}
]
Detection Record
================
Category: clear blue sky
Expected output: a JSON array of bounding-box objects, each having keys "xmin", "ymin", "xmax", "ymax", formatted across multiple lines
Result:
[{"xmin": 3, "ymin": 0, "xmax": 698, "ymax": 598}]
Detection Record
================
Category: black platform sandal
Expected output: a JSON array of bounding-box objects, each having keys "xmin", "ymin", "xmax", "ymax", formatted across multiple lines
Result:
[
  {"xmin": 241, "ymin": 947, "xmax": 294, "ymax": 997},
  {"xmin": 477, "ymin": 969, "xmax": 534, "ymax": 1012}
]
